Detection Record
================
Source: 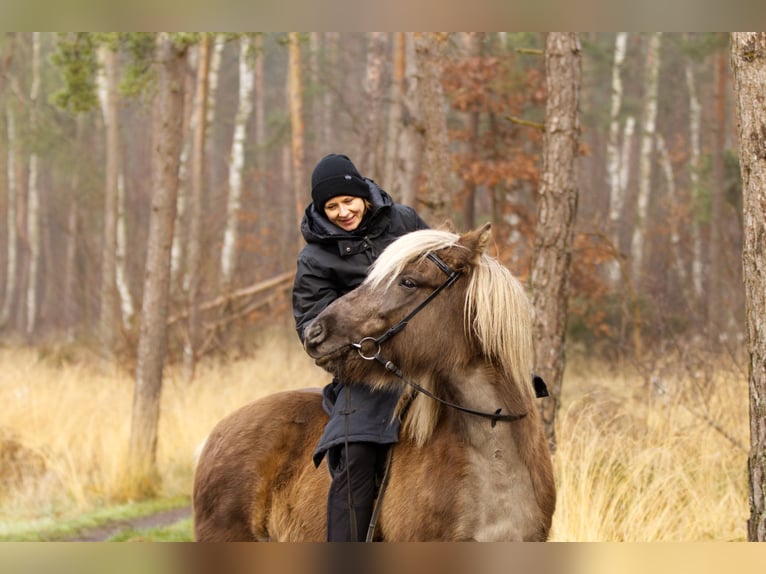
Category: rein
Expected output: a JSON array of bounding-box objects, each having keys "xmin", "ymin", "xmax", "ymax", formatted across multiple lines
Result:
[{"xmin": 351, "ymin": 252, "xmax": 527, "ymax": 427}]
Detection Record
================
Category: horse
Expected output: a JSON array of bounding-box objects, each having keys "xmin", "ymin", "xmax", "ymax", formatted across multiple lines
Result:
[{"xmin": 192, "ymin": 223, "xmax": 556, "ymax": 541}]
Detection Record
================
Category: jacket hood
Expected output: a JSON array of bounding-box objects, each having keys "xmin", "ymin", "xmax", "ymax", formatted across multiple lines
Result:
[{"xmin": 300, "ymin": 179, "xmax": 394, "ymax": 244}]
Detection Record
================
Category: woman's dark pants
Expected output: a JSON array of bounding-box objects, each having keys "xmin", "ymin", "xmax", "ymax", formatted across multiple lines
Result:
[{"xmin": 326, "ymin": 442, "xmax": 386, "ymax": 542}]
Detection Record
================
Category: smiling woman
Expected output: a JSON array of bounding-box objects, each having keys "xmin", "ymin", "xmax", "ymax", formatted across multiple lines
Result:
[{"xmin": 291, "ymin": 153, "xmax": 429, "ymax": 541}]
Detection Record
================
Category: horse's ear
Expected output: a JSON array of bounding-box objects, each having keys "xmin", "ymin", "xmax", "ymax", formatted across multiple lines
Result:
[
  {"xmin": 476, "ymin": 222, "xmax": 492, "ymax": 254},
  {"xmin": 457, "ymin": 222, "xmax": 493, "ymax": 265},
  {"xmin": 438, "ymin": 219, "xmax": 457, "ymax": 233}
]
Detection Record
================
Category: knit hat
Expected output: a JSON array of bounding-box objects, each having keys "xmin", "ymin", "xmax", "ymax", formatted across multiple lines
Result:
[{"xmin": 310, "ymin": 154, "xmax": 371, "ymax": 211}]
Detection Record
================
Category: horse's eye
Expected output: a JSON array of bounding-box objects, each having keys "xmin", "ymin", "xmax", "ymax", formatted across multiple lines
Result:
[{"xmin": 400, "ymin": 277, "xmax": 417, "ymax": 289}]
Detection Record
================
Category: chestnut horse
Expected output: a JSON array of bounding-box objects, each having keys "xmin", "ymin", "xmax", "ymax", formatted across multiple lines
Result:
[{"xmin": 193, "ymin": 224, "xmax": 555, "ymax": 541}]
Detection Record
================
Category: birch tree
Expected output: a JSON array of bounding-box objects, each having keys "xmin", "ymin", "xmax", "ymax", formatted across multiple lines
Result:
[
  {"xmin": 731, "ymin": 30, "xmax": 766, "ymax": 543},
  {"xmin": 685, "ymin": 48, "xmax": 704, "ymax": 298},
  {"xmin": 530, "ymin": 32, "xmax": 581, "ymax": 449},
  {"xmin": 606, "ymin": 32, "xmax": 628, "ymax": 283},
  {"xmin": 220, "ymin": 35, "xmax": 254, "ymax": 288},
  {"xmin": 128, "ymin": 34, "xmax": 187, "ymax": 495},
  {"xmin": 631, "ymin": 32, "xmax": 662, "ymax": 282},
  {"xmin": 97, "ymin": 43, "xmax": 120, "ymax": 357}
]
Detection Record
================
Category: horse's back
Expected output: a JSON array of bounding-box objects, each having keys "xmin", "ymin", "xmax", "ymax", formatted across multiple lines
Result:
[{"xmin": 193, "ymin": 389, "xmax": 328, "ymax": 541}]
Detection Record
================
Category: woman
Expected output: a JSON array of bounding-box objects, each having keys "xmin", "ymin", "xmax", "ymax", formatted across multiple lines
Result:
[{"xmin": 292, "ymin": 153, "xmax": 429, "ymax": 541}]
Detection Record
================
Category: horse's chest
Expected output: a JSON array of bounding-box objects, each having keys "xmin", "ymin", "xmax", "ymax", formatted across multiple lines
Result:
[{"xmin": 462, "ymin": 432, "xmax": 539, "ymax": 541}]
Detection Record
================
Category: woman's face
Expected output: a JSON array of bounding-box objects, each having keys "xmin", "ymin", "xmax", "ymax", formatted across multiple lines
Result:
[{"xmin": 323, "ymin": 195, "xmax": 367, "ymax": 232}]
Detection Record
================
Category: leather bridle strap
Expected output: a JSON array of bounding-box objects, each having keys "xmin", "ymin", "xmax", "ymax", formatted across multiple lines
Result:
[{"xmin": 360, "ymin": 253, "xmax": 461, "ymax": 350}]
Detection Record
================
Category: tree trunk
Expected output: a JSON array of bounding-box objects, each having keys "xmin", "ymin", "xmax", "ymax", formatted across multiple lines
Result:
[
  {"xmin": 128, "ymin": 34, "xmax": 187, "ymax": 497},
  {"xmin": 413, "ymin": 32, "xmax": 452, "ymax": 224},
  {"xmin": 25, "ymin": 31, "xmax": 41, "ymax": 338},
  {"xmin": 459, "ymin": 32, "xmax": 482, "ymax": 230},
  {"xmin": 253, "ymin": 34, "xmax": 266, "ymax": 208},
  {"xmin": 382, "ymin": 32, "xmax": 406, "ymax": 200},
  {"xmin": 183, "ymin": 33, "xmax": 212, "ymax": 382},
  {"xmin": 708, "ymin": 46, "xmax": 727, "ymax": 339},
  {"xmin": 631, "ymin": 32, "xmax": 662, "ymax": 283},
  {"xmin": 731, "ymin": 31, "xmax": 766, "ymax": 543},
  {"xmin": 288, "ymin": 32, "xmax": 305, "ymax": 253},
  {"xmin": 321, "ymin": 32, "xmax": 339, "ymax": 151},
  {"xmin": 363, "ymin": 32, "xmax": 388, "ymax": 178},
  {"xmin": 97, "ymin": 44, "xmax": 120, "ymax": 358},
  {"xmin": 656, "ymin": 133, "xmax": 689, "ymax": 295},
  {"xmin": 606, "ymin": 32, "xmax": 628, "ymax": 284},
  {"xmin": 685, "ymin": 47, "xmax": 704, "ymax": 300},
  {"xmin": 530, "ymin": 32, "xmax": 581, "ymax": 450},
  {"xmin": 63, "ymin": 115, "xmax": 85, "ymax": 341},
  {"xmin": 1, "ymin": 99, "xmax": 19, "ymax": 329},
  {"xmin": 220, "ymin": 35, "xmax": 254, "ymax": 288},
  {"xmin": 399, "ymin": 33, "xmax": 422, "ymax": 208},
  {"xmin": 116, "ymin": 171, "xmax": 135, "ymax": 329}
]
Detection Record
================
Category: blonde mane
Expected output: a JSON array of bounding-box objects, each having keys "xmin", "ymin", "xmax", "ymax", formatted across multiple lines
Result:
[{"xmin": 366, "ymin": 229, "xmax": 536, "ymax": 444}]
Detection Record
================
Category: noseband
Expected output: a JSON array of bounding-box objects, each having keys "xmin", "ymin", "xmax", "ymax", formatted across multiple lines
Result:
[{"xmin": 351, "ymin": 252, "xmax": 526, "ymax": 427}]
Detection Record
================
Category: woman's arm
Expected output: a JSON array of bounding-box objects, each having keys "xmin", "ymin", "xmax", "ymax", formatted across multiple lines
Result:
[{"xmin": 292, "ymin": 254, "xmax": 339, "ymax": 343}]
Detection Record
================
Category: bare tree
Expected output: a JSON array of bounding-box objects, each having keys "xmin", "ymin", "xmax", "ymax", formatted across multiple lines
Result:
[
  {"xmin": 685, "ymin": 43, "xmax": 704, "ymax": 299},
  {"xmin": 708, "ymin": 46, "xmax": 728, "ymax": 337},
  {"xmin": 220, "ymin": 35, "xmax": 255, "ymax": 289},
  {"xmin": 1, "ymin": 98, "xmax": 19, "ymax": 329},
  {"xmin": 530, "ymin": 32, "xmax": 581, "ymax": 449},
  {"xmin": 731, "ymin": 31, "xmax": 766, "ymax": 543},
  {"xmin": 399, "ymin": 33, "xmax": 422, "ymax": 208},
  {"xmin": 127, "ymin": 34, "xmax": 187, "ymax": 496},
  {"xmin": 97, "ymin": 43, "xmax": 120, "ymax": 358},
  {"xmin": 363, "ymin": 32, "xmax": 388, "ymax": 179},
  {"xmin": 288, "ymin": 32, "xmax": 305, "ymax": 252},
  {"xmin": 184, "ymin": 33, "xmax": 212, "ymax": 381},
  {"xmin": 413, "ymin": 32, "xmax": 452, "ymax": 224},
  {"xmin": 631, "ymin": 32, "xmax": 662, "ymax": 282},
  {"xmin": 606, "ymin": 32, "xmax": 628, "ymax": 284},
  {"xmin": 25, "ymin": 32, "xmax": 41, "ymax": 337}
]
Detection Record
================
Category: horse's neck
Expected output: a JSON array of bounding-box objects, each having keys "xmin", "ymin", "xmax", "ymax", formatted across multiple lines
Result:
[{"xmin": 448, "ymin": 363, "xmax": 521, "ymax": 421}]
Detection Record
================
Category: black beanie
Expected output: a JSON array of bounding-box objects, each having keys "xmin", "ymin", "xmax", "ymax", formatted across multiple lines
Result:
[{"xmin": 311, "ymin": 154, "xmax": 371, "ymax": 211}]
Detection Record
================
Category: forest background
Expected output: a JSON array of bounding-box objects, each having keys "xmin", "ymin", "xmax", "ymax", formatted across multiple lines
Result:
[
  {"xmin": 0, "ymin": 32, "xmax": 743, "ymax": 364},
  {"xmin": 0, "ymin": 32, "xmax": 759, "ymax": 542}
]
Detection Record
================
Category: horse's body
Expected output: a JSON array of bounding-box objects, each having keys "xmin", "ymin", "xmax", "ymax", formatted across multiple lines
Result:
[{"xmin": 193, "ymin": 225, "xmax": 555, "ymax": 541}]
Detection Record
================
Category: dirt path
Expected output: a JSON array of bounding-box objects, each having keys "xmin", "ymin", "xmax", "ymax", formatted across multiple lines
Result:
[{"xmin": 64, "ymin": 506, "xmax": 192, "ymax": 541}]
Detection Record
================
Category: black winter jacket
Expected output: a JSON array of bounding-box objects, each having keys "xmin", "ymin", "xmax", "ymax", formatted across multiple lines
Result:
[{"xmin": 292, "ymin": 179, "xmax": 428, "ymax": 466}]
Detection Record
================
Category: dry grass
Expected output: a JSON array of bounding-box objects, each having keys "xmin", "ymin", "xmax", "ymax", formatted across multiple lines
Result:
[
  {"xmin": 0, "ymin": 328, "xmax": 327, "ymax": 523},
  {"xmin": 551, "ymin": 354, "xmax": 749, "ymax": 541},
  {"xmin": 0, "ymin": 330, "xmax": 750, "ymax": 541}
]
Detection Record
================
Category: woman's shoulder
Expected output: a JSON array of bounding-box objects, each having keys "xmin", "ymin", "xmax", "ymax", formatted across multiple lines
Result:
[{"xmin": 389, "ymin": 202, "xmax": 429, "ymax": 231}]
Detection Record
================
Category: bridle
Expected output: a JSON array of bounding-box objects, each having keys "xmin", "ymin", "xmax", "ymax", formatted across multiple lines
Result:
[{"xmin": 351, "ymin": 252, "xmax": 527, "ymax": 427}]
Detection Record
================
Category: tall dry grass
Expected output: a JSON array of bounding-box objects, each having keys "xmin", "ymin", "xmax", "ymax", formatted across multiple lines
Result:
[
  {"xmin": 0, "ymin": 329, "xmax": 750, "ymax": 540},
  {"xmin": 0, "ymin": 328, "xmax": 327, "ymax": 524},
  {"xmin": 552, "ymin": 354, "xmax": 749, "ymax": 541}
]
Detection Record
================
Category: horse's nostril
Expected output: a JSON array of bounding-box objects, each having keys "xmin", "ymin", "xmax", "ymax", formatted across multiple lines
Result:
[{"xmin": 304, "ymin": 321, "xmax": 325, "ymax": 346}]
